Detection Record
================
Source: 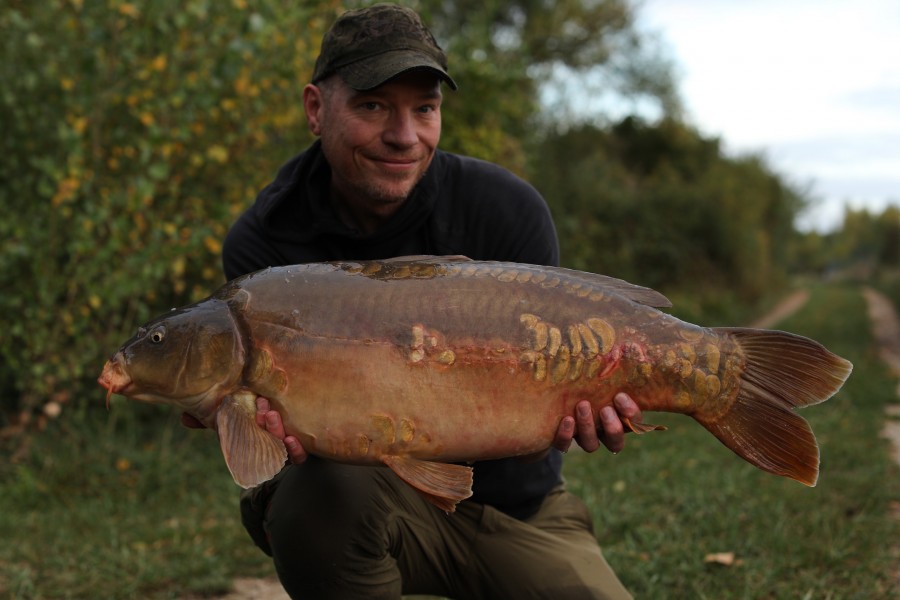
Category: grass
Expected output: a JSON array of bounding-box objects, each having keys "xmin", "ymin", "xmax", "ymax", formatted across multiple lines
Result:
[
  {"xmin": 0, "ymin": 403, "xmax": 274, "ymax": 599},
  {"xmin": 1, "ymin": 283, "xmax": 897, "ymax": 598}
]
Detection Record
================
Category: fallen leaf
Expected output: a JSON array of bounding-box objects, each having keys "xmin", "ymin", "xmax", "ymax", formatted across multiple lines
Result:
[{"xmin": 704, "ymin": 552, "xmax": 736, "ymax": 566}]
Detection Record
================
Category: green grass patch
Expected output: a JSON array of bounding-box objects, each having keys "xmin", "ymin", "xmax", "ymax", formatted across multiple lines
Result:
[
  {"xmin": 564, "ymin": 283, "xmax": 900, "ymax": 598},
  {"xmin": 0, "ymin": 402, "xmax": 273, "ymax": 599},
  {"xmin": 1, "ymin": 284, "xmax": 897, "ymax": 598}
]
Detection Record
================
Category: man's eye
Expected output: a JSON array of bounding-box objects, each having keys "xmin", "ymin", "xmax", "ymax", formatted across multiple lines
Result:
[{"xmin": 362, "ymin": 102, "xmax": 379, "ymax": 111}]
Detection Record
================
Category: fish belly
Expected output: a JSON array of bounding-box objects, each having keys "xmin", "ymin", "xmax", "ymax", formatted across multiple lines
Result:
[{"xmin": 257, "ymin": 339, "xmax": 604, "ymax": 464}]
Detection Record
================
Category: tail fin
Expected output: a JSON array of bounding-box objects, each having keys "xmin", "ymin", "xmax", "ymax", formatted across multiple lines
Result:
[{"xmin": 696, "ymin": 328, "xmax": 853, "ymax": 486}]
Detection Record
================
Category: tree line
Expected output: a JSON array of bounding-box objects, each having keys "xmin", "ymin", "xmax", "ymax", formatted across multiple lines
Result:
[{"xmin": 0, "ymin": 0, "xmax": 891, "ymax": 419}]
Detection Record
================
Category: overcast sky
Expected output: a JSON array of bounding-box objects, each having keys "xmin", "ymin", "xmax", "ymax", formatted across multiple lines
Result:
[{"xmin": 636, "ymin": 0, "xmax": 900, "ymax": 231}]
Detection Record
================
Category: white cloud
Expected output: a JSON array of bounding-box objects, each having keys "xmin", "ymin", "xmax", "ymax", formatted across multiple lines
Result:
[{"xmin": 638, "ymin": 0, "xmax": 900, "ymax": 230}]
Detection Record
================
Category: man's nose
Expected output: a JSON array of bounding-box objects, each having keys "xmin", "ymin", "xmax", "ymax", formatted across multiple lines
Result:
[{"xmin": 383, "ymin": 111, "xmax": 418, "ymax": 147}]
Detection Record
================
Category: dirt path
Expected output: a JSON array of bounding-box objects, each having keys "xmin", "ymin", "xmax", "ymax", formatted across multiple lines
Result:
[
  {"xmin": 861, "ymin": 287, "xmax": 900, "ymax": 588},
  {"xmin": 862, "ymin": 288, "xmax": 900, "ymax": 463},
  {"xmin": 747, "ymin": 289, "xmax": 811, "ymax": 329},
  {"xmin": 206, "ymin": 578, "xmax": 289, "ymax": 600}
]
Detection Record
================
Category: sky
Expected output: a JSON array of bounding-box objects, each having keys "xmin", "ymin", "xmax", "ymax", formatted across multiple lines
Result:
[{"xmin": 636, "ymin": 0, "xmax": 900, "ymax": 232}]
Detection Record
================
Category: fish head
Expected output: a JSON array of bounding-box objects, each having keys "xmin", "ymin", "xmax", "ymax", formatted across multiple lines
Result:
[{"xmin": 98, "ymin": 299, "xmax": 245, "ymax": 420}]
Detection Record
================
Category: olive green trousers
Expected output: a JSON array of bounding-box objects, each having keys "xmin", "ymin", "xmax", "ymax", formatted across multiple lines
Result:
[{"xmin": 241, "ymin": 458, "xmax": 632, "ymax": 600}]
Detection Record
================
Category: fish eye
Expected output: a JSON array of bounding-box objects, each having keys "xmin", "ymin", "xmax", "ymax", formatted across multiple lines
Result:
[{"xmin": 148, "ymin": 326, "xmax": 166, "ymax": 344}]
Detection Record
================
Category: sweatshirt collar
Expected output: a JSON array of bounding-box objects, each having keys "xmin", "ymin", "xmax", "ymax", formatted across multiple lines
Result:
[{"xmin": 258, "ymin": 140, "xmax": 439, "ymax": 244}]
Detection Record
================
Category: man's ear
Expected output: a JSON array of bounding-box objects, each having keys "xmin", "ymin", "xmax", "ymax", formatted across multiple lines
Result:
[{"xmin": 303, "ymin": 83, "xmax": 323, "ymax": 136}]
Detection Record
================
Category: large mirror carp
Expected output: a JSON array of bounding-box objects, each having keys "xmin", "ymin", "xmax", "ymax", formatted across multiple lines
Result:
[{"xmin": 99, "ymin": 256, "xmax": 852, "ymax": 512}]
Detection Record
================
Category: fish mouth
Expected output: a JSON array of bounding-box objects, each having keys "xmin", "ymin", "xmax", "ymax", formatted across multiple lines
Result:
[{"xmin": 98, "ymin": 354, "xmax": 133, "ymax": 409}]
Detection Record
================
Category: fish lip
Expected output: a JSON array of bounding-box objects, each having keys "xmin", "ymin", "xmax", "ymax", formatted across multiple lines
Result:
[{"xmin": 98, "ymin": 355, "xmax": 133, "ymax": 407}]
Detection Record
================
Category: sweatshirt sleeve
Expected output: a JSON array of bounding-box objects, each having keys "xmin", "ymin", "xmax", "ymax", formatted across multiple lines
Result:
[
  {"xmin": 436, "ymin": 155, "xmax": 560, "ymax": 268},
  {"xmin": 222, "ymin": 204, "xmax": 285, "ymax": 280}
]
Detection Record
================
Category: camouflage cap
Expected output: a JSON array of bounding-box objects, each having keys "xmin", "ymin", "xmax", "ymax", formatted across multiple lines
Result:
[{"xmin": 312, "ymin": 3, "xmax": 458, "ymax": 91}]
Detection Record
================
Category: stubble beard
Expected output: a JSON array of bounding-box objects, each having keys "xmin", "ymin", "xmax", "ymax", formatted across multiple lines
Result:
[{"xmin": 358, "ymin": 169, "xmax": 424, "ymax": 206}]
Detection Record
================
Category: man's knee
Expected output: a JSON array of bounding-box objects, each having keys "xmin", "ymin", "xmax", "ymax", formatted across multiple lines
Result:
[
  {"xmin": 255, "ymin": 459, "xmax": 402, "ymax": 598},
  {"xmin": 265, "ymin": 460, "xmax": 379, "ymax": 561}
]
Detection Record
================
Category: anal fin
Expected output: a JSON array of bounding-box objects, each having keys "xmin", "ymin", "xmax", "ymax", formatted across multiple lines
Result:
[
  {"xmin": 381, "ymin": 455, "xmax": 473, "ymax": 513},
  {"xmin": 624, "ymin": 417, "xmax": 667, "ymax": 434},
  {"xmin": 216, "ymin": 393, "xmax": 288, "ymax": 489}
]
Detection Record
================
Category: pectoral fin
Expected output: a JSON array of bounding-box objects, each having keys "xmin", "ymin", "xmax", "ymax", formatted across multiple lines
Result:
[
  {"xmin": 216, "ymin": 394, "xmax": 288, "ymax": 489},
  {"xmin": 381, "ymin": 455, "xmax": 473, "ymax": 513}
]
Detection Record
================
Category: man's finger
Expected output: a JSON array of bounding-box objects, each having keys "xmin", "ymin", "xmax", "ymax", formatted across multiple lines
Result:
[
  {"xmin": 264, "ymin": 410, "xmax": 287, "ymax": 440},
  {"xmin": 284, "ymin": 436, "xmax": 308, "ymax": 464},
  {"xmin": 552, "ymin": 416, "xmax": 576, "ymax": 452},
  {"xmin": 599, "ymin": 405, "xmax": 625, "ymax": 453},
  {"xmin": 575, "ymin": 401, "xmax": 600, "ymax": 452}
]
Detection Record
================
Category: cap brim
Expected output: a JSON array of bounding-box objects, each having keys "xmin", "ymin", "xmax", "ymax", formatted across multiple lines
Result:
[{"xmin": 337, "ymin": 50, "xmax": 458, "ymax": 91}]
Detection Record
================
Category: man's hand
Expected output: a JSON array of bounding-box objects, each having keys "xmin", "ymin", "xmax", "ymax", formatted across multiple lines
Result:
[
  {"xmin": 552, "ymin": 393, "xmax": 642, "ymax": 454},
  {"xmin": 181, "ymin": 398, "xmax": 308, "ymax": 464},
  {"xmin": 254, "ymin": 397, "xmax": 308, "ymax": 464}
]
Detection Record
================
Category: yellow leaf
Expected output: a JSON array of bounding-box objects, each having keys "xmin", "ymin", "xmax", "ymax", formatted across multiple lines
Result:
[
  {"xmin": 172, "ymin": 256, "xmax": 186, "ymax": 278},
  {"xmin": 69, "ymin": 116, "xmax": 87, "ymax": 135},
  {"xmin": 138, "ymin": 112, "xmax": 155, "ymax": 127},
  {"xmin": 150, "ymin": 54, "xmax": 167, "ymax": 71},
  {"xmin": 204, "ymin": 236, "xmax": 222, "ymax": 255},
  {"xmin": 88, "ymin": 295, "xmax": 102, "ymax": 309},
  {"xmin": 704, "ymin": 552, "xmax": 737, "ymax": 566},
  {"xmin": 60, "ymin": 77, "xmax": 75, "ymax": 91},
  {"xmin": 117, "ymin": 3, "xmax": 139, "ymax": 18},
  {"xmin": 51, "ymin": 177, "xmax": 80, "ymax": 207},
  {"xmin": 206, "ymin": 145, "xmax": 229, "ymax": 163},
  {"xmin": 133, "ymin": 212, "xmax": 147, "ymax": 233}
]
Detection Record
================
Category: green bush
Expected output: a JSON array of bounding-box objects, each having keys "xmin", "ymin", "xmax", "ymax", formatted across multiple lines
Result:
[{"xmin": 0, "ymin": 0, "xmax": 339, "ymax": 417}]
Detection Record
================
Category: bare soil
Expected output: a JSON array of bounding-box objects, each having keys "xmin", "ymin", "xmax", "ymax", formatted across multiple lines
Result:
[
  {"xmin": 210, "ymin": 578, "xmax": 290, "ymax": 600},
  {"xmin": 747, "ymin": 289, "xmax": 811, "ymax": 329},
  {"xmin": 861, "ymin": 287, "xmax": 900, "ymax": 588}
]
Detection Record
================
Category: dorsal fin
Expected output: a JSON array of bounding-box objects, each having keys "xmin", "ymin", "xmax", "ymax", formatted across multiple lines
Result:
[
  {"xmin": 561, "ymin": 269, "xmax": 672, "ymax": 308},
  {"xmin": 379, "ymin": 255, "xmax": 473, "ymax": 264}
]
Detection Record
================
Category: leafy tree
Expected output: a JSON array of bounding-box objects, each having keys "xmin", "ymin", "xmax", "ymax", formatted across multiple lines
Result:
[
  {"xmin": 824, "ymin": 205, "xmax": 900, "ymax": 278},
  {"xmin": 0, "ymin": 0, "xmax": 334, "ymax": 416},
  {"xmin": 0, "ymin": 0, "xmax": 691, "ymax": 420},
  {"xmin": 530, "ymin": 117, "xmax": 807, "ymax": 311},
  {"xmin": 420, "ymin": 0, "xmax": 679, "ymax": 168}
]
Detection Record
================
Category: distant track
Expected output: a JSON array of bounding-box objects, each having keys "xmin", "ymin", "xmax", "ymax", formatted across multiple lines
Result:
[
  {"xmin": 861, "ymin": 286, "xmax": 900, "ymax": 591},
  {"xmin": 747, "ymin": 289, "xmax": 810, "ymax": 329}
]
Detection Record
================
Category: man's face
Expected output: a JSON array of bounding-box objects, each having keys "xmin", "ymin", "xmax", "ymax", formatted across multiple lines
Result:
[{"xmin": 305, "ymin": 71, "xmax": 443, "ymax": 214}]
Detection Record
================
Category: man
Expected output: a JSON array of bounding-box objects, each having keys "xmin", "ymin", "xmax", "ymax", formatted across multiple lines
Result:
[{"xmin": 221, "ymin": 4, "xmax": 639, "ymax": 598}]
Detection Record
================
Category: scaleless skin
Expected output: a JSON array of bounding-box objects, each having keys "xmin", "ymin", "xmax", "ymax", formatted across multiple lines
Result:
[{"xmin": 100, "ymin": 257, "xmax": 852, "ymax": 511}]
